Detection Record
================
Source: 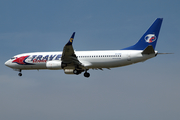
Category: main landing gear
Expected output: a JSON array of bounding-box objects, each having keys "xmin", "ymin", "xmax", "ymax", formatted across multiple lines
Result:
[
  {"xmin": 84, "ymin": 69, "xmax": 90, "ymax": 78},
  {"xmin": 84, "ymin": 72, "xmax": 90, "ymax": 78},
  {"xmin": 73, "ymin": 69, "xmax": 90, "ymax": 78},
  {"xmin": 18, "ymin": 69, "xmax": 22, "ymax": 76},
  {"xmin": 73, "ymin": 69, "xmax": 81, "ymax": 75}
]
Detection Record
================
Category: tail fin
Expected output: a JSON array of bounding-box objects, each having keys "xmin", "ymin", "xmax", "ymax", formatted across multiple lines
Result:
[{"xmin": 122, "ymin": 18, "xmax": 163, "ymax": 50}]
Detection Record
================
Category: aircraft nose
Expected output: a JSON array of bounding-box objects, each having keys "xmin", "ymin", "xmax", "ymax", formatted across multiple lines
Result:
[{"xmin": 5, "ymin": 60, "xmax": 10, "ymax": 67}]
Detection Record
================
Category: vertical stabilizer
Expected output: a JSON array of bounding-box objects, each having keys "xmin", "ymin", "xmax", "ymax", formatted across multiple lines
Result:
[{"xmin": 122, "ymin": 18, "xmax": 163, "ymax": 50}]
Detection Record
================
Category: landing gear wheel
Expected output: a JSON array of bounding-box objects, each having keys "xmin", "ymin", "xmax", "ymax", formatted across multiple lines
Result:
[
  {"xmin": 73, "ymin": 69, "xmax": 79, "ymax": 75},
  {"xmin": 84, "ymin": 72, "xmax": 90, "ymax": 78},
  {"xmin": 18, "ymin": 73, "xmax": 22, "ymax": 76}
]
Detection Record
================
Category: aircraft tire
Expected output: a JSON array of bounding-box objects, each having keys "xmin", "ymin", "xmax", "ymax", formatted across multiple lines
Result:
[
  {"xmin": 84, "ymin": 72, "xmax": 90, "ymax": 78},
  {"xmin": 18, "ymin": 73, "xmax": 22, "ymax": 76},
  {"xmin": 73, "ymin": 69, "xmax": 79, "ymax": 75}
]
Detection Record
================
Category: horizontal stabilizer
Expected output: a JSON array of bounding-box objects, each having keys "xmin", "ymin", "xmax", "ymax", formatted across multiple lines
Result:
[
  {"xmin": 157, "ymin": 53, "xmax": 174, "ymax": 54},
  {"xmin": 142, "ymin": 45, "xmax": 155, "ymax": 54}
]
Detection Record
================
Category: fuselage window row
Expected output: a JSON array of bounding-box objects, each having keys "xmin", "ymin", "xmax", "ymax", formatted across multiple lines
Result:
[
  {"xmin": 77, "ymin": 55, "xmax": 121, "ymax": 58},
  {"xmin": 28, "ymin": 55, "xmax": 121, "ymax": 60}
]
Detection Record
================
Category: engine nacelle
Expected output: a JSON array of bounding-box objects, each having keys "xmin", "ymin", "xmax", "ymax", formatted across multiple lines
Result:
[
  {"xmin": 46, "ymin": 61, "xmax": 62, "ymax": 70},
  {"xmin": 64, "ymin": 69, "xmax": 74, "ymax": 74},
  {"xmin": 64, "ymin": 69, "xmax": 83, "ymax": 75}
]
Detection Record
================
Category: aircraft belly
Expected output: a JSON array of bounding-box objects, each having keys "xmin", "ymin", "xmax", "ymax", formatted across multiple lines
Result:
[
  {"xmin": 88, "ymin": 58, "xmax": 123, "ymax": 68},
  {"xmin": 19, "ymin": 63, "xmax": 46, "ymax": 70},
  {"xmin": 31, "ymin": 63, "xmax": 46, "ymax": 69}
]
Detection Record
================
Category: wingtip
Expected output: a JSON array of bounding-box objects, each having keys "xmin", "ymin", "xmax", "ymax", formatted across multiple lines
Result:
[
  {"xmin": 71, "ymin": 32, "xmax": 76, "ymax": 39},
  {"xmin": 66, "ymin": 32, "xmax": 76, "ymax": 45}
]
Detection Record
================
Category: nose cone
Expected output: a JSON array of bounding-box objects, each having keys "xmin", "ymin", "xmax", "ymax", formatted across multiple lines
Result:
[{"xmin": 5, "ymin": 60, "xmax": 10, "ymax": 67}]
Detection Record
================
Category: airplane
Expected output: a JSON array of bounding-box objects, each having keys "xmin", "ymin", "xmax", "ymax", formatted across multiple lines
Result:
[{"xmin": 5, "ymin": 18, "xmax": 163, "ymax": 78}]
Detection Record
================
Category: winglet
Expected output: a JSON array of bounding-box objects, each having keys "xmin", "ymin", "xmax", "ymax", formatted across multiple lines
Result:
[{"xmin": 66, "ymin": 32, "xmax": 75, "ymax": 45}]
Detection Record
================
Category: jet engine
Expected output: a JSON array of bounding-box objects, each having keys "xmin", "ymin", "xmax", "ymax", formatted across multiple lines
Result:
[
  {"xmin": 46, "ymin": 61, "xmax": 62, "ymax": 70},
  {"xmin": 64, "ymin": 69, "xmax": 83, "ymax": 75},
  {"xmin": 64, "ymin": 69, "xmax": 74, "ymax": 74}
]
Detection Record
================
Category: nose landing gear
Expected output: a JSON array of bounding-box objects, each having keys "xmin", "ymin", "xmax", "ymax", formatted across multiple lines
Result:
[
  {"xmin": 18, "ymin": 73, "xmax": 22, "ymax": 76},
  {"xmin": 18, "ymin": 69, "xmax": 22, "ymax": 76}
]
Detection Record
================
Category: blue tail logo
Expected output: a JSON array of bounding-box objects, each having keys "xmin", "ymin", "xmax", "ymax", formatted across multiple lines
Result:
[
  {"xmin": 122, "ymin": 18, "xmax": 163, "ymax": 50},
  {"xmin": 145, "ymin": 34, "xmax": 156, "ymax": 43}
]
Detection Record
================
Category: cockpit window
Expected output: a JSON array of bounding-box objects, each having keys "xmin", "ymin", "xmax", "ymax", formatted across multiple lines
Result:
[{"xmin": 10, "ymin": 57, "xmax": 15, "ymax": 60}]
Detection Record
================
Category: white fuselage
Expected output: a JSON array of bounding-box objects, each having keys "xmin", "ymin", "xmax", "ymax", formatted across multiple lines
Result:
[{"xmin": 5, "ymin": 50, "xmax": 157, "ymax": 70}]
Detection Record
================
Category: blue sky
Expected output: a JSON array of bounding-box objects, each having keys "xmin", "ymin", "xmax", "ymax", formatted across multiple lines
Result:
[{"xmin": 0, "ymin": 0, "xmax": 180, "ymax": 120}]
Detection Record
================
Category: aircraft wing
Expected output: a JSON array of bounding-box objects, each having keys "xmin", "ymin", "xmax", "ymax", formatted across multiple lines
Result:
[{"xmin": 61, "ymin": 32, "xmax": 83, "ymax": 68}]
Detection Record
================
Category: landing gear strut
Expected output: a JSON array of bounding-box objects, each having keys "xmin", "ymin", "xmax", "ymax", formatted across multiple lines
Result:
[
  {"xmin": 84, "ymin": 70, "xmax": 90, "ymax": 78},
  {"xmin": 18, "ymin": 69, "xmax": 22, "ymax": 76}
]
